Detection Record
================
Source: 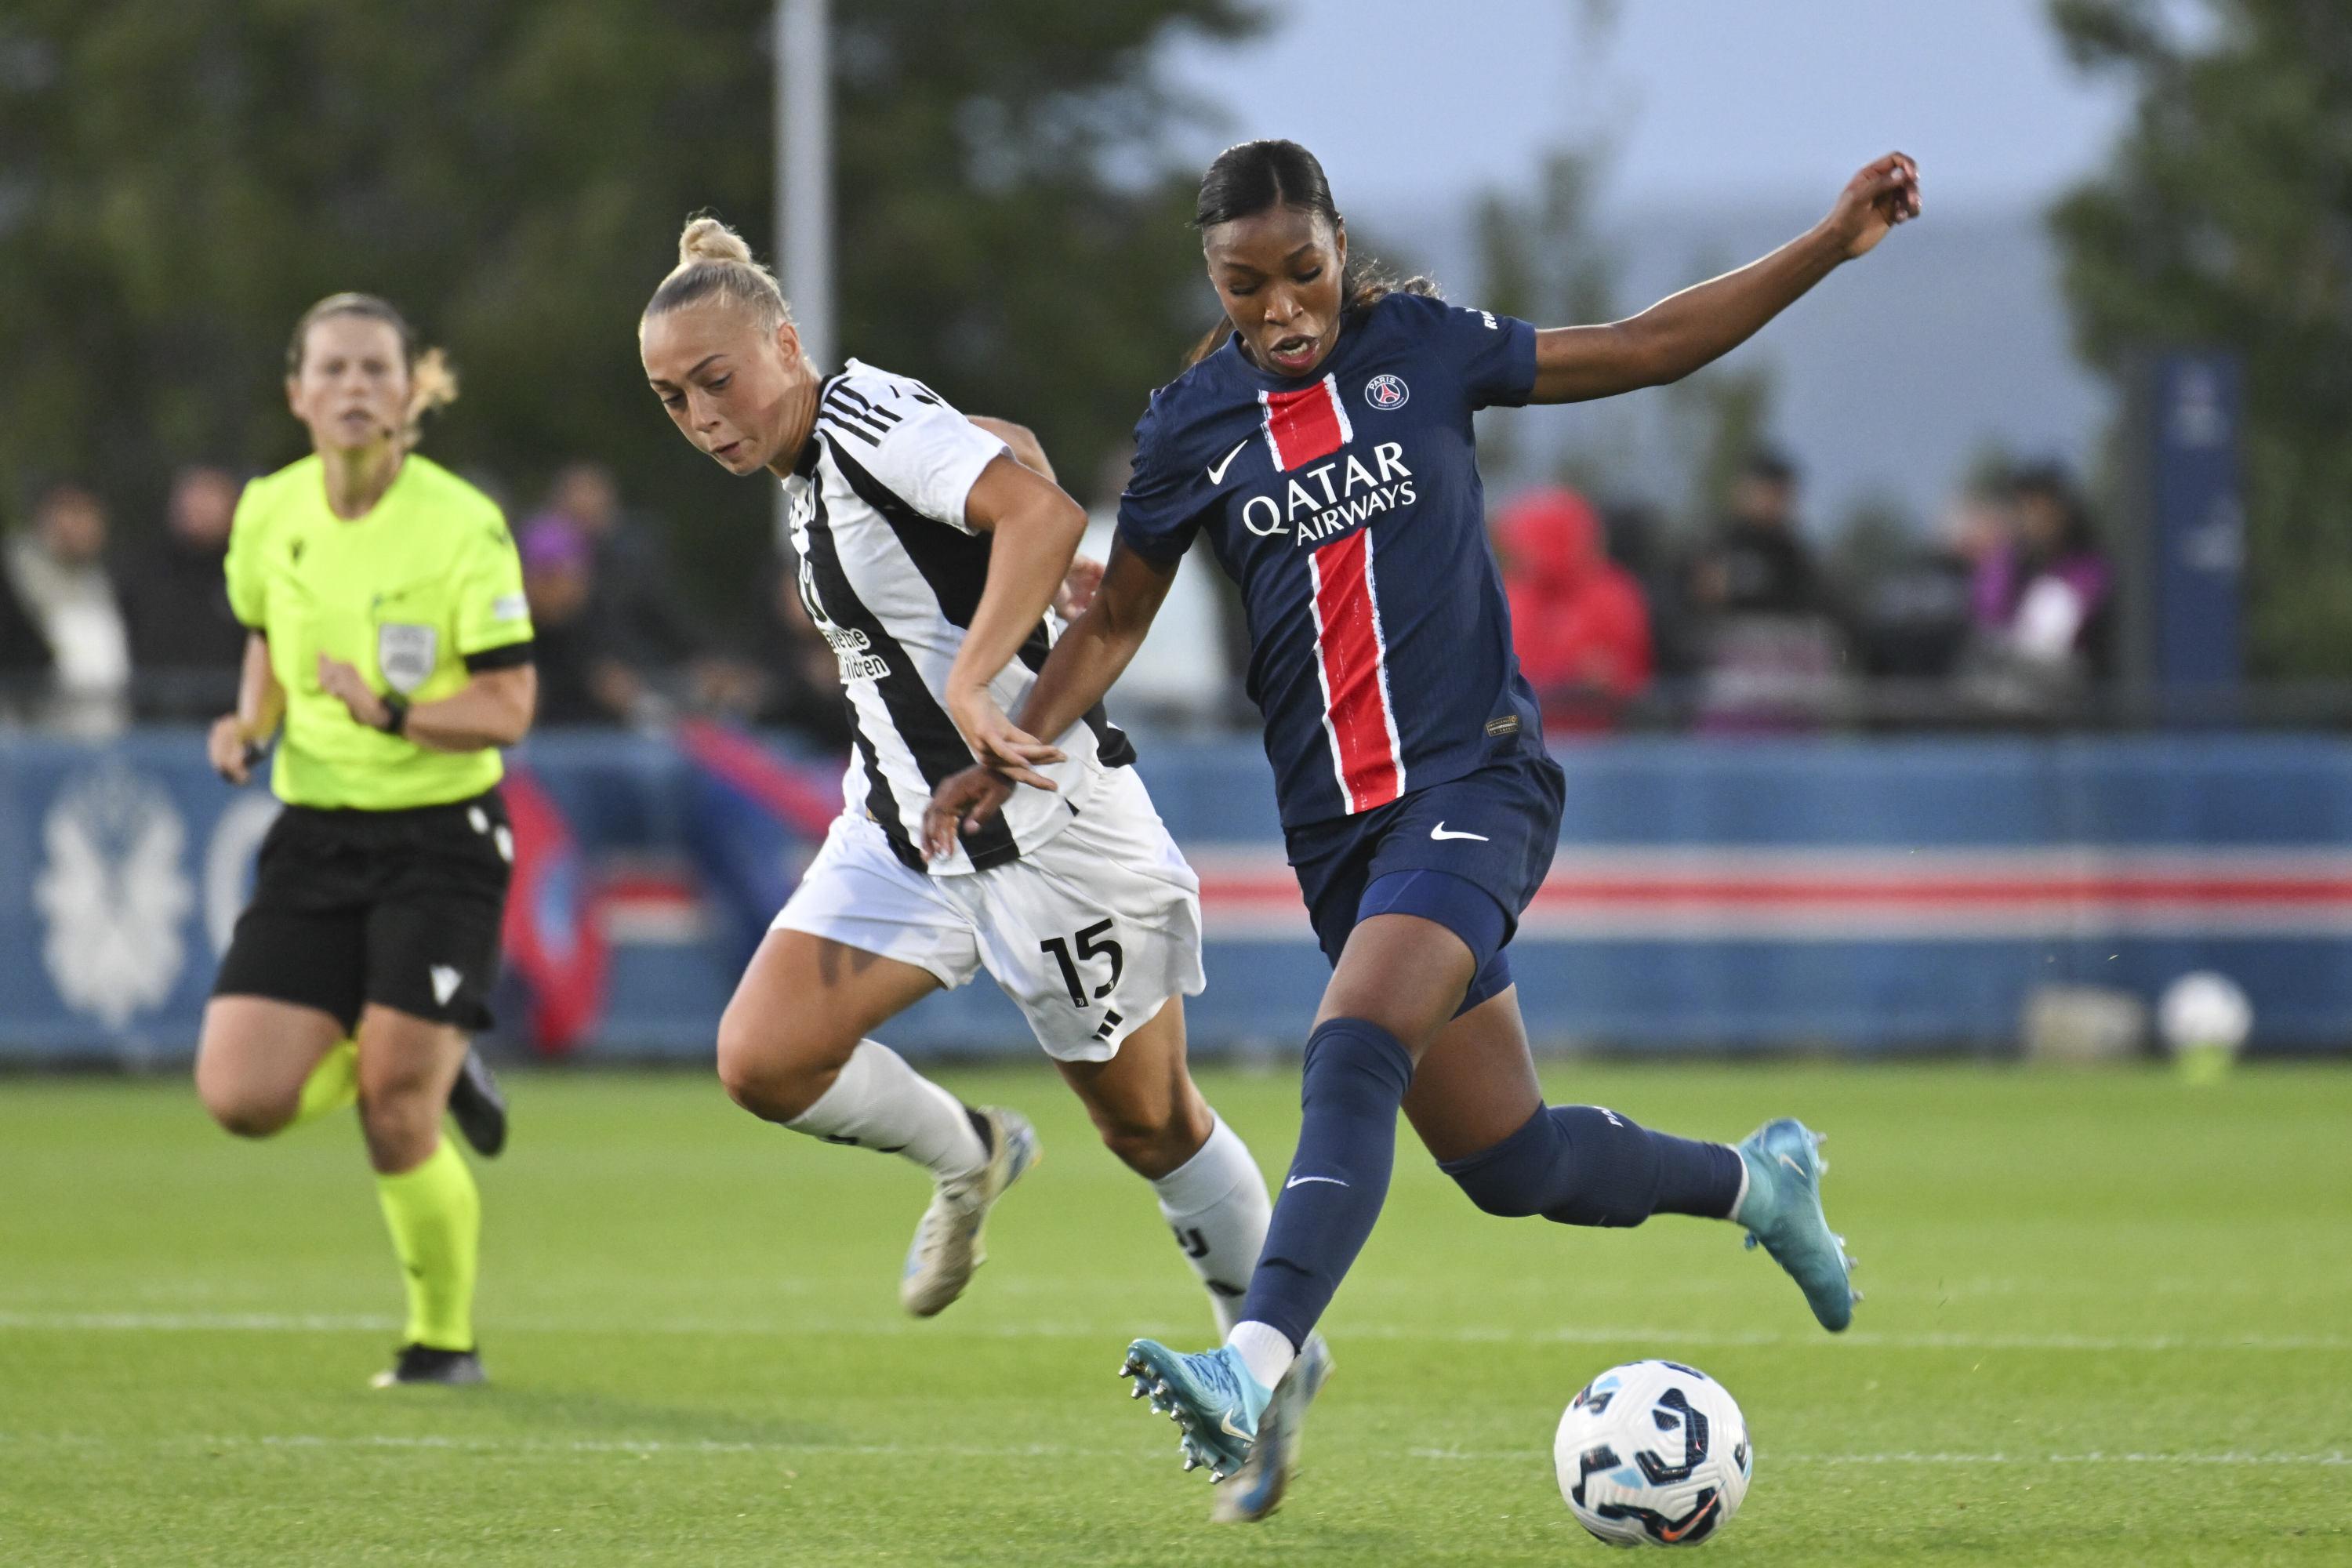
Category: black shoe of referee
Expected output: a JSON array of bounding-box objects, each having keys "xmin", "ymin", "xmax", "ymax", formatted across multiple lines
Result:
[
  {"xmin": 372, "ymin": 1344, "xmax": 486, "ymax": 1388},
  {"xmin": 446, "ymin": 1048, "xmax": 508, "ymax": 1159}
]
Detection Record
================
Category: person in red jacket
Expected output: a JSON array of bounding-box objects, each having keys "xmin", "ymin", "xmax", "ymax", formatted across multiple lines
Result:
[{"xmin": 1494, "ymin": 486, "xmax": 1653, "ymax": 733}]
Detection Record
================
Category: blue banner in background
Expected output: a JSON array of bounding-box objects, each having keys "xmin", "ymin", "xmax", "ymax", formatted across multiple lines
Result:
[{"xmin": 3, "ymin": 729, "xmax": 2350, "ymax": 1062}]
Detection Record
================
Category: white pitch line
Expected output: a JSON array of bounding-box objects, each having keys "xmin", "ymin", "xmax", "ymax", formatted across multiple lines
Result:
[
  {"xmin": 0, "ymin": 1311, "xmax": 400, "ymax": 1333},
  {"xmin": 0, "ymin": 1432, "xmax": 1120, "ymax": 1462},
  {"xmin": 1412, "ymin": 1448, "xmax": 2352, "ymax": 1468},
  {"xmin": 0, "ymin": 1432, "xmax": 2343, "ymax": 1470},
  {"xmin": 4, "ymin": 1310, "xmax": 2345, "ymax": 1356}
]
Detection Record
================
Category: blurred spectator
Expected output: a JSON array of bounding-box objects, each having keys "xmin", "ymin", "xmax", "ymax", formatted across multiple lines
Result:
[
  {"xmin": 538, "ymin": 460, "xmax": 768, "ymax": 713},
  {"xmin": 752, "ymin": 555, "xmax": 854, "ymax": 750},
  {"xmin": 1850, "ymin": 482, "xmax": 2008, "ymax": 683},
  {"xmin": 539, "ymin": 462, "xmax": 702, "ymax": 668},
  {"xmin": 1685, "ymin": 449, "xmax": 1835, "ymax": 619},
  {"xmin": 1682, "ymin": 451, "xmax": 1847, "ymax": 731},
  {"xmin": 1959, "ymin": 463, "xmax": 2114, "ymax": 714},
  {"xmin": 0, "ymin": 556, "xmax": 51, "ymax": 719},
  {"xmin": 1494, "ymin": 488, "xmax": 1652, "ymax": 734},
  {"xmin": 1976, "ymin": 464, "xmax": 2113, "ymax": 673},
  {"xmin": 6, "ymin": 483, "xmax": 129, "ymax": 735},
  {"xmin": 519, "ymin": 517, "xmax": 642, "ymax": 727},
  {"xmin": 1603, "ymin": 498, "xmax": 1702, "ymax": 683},
  {"xmin": 118, "ymin": 464, "xmax": 248, "ymax": 720}
]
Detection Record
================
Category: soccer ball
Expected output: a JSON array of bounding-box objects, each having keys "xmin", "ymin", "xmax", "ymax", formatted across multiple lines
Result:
[
  {"xmin": 1553, "ymin": 1359, "xmax": 1752, "ymax": 1548},
  {"xmin": 2157, "ymin": 970, "xmax": 2252, "ymax": 1084}
]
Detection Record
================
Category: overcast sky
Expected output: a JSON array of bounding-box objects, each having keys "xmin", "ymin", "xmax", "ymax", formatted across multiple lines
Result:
[
  {"xmin": 1163, "ymin": 0, "xmax": 2134, "ymax": 219},
  {"xmin": 1154, "ymin": 1, "xmax": 2141, "ymax": 527}
]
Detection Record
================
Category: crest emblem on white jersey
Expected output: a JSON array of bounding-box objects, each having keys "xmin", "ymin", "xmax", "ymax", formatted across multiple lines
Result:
[
  {"xmin": 376, "ymin": 623, "xmax": 437, "ymax": 694},
  {"xmin": 34, "ymin": 764, "xmax": 194, "ymax": 1029},
  {"xmin": 1365, "ymin": 373, "xmax": 1410, "ymax": 411}
]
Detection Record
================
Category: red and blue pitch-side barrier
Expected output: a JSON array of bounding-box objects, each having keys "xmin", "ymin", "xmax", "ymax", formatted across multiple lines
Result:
[
  {"xmin": 4, "ymin": 730, "xmax": 2350, "ymax": 1060},
  {"xmin": 495, "ymin": 762, "xmax": 608, "ymax": 1056}
]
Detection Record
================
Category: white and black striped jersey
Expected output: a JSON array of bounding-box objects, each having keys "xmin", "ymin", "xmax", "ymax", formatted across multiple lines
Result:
[{"xmin": 781, "ymin": 359, "xmax": 1135, "ymax": 876}]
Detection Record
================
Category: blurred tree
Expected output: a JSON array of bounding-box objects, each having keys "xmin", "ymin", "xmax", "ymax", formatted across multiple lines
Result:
[
  {"xmin": 1472, "ymin": 146, "xmax": 1617, "ymax": 479},
  {"xmin": 0, "ymin": 0, "xmax": 1260, "ymax": 623},
  {"xmin": 2048, "ymin": 0, "xmax": 2352, "ymax": 677},
  {"xmin": 1668, "ymin": 346, "xmax": 1777, "ymax": 529}
]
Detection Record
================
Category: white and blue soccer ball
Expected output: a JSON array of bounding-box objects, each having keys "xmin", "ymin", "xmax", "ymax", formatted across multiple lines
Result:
[{"xmin": 1553, "ymin": 1359, "xmax": 1752, "ymax": 1548}]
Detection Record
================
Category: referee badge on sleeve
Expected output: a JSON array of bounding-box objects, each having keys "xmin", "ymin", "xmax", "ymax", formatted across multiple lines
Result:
[{"xmin": 377, "ymin": 623, "xmax": 438, "ymax": 694}]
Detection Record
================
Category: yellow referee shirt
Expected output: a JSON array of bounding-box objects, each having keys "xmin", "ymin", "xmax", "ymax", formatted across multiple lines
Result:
[{"xmin": 224, "ymin": 454, "xmax": 534, "ymax": 810}]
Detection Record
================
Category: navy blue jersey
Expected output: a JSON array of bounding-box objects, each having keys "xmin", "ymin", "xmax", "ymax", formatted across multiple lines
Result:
[{"xmin": 1118, "ymin": 291, "xmax": 1543, "ymax": 829}]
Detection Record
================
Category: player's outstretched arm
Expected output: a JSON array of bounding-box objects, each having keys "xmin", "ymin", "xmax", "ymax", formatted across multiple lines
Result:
[
  {"xmin": 923, "ymin": 538, "xmax": 1179, "ymax": 858},
  {"xmin": 1526, "ymin": 152, "xmax": 1920, "ymax": 405}
]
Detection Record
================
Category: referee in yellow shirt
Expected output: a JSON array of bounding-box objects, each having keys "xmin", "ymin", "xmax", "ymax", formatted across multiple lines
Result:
[{"xmin": 195, "ymin": 293, "xmax": 537, "ymax": 1388}]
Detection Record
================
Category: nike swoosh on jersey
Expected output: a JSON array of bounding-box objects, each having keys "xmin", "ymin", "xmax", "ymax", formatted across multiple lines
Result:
[
  {"xmin": 1284, "ymin": 1174, "xmax": 1348, "ymax": 1189},
  {"xmin": 1429, "ymin": 822, "xmax": 1490, "ymax": 842},
  {"xmin": 1206, "ymin": 439, "xmax": 1250, "ymax": 485}
]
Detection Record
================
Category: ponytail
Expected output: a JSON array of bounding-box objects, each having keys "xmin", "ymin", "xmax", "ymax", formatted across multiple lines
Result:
[
  {"xmin": 643, "ymin": 213, "xmax": 795, "ymax": 336},
  {"xmin": 405, "ymin": 347, "xmax": 459, "ymax": 445}
]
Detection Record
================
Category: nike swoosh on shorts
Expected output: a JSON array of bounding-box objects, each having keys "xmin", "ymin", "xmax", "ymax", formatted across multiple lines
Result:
[{"xmin": 1429, "ymin": 823, "xmax": 1490, "ymax": 841}]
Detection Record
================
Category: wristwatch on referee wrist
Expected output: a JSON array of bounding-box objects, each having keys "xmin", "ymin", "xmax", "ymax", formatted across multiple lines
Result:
[{"xmin": 377, "ymin": 695, "xmax": 410, "ymax": 736}]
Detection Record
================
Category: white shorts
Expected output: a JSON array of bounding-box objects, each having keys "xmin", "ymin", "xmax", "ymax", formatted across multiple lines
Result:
[{"xmin": 771, "ymin": 766, "xmax": 1205, "ymax": 1061}]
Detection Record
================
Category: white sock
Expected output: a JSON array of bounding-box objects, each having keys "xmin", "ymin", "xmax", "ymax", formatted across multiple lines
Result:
[
  {"xmin": 1227, "ymin": 1319, "xmax": 1296, "ymax": 1392},
  {"xmin": 1149, "ymin": 1113, "xmax": 1272, "ymax": 1336},
  {"xmin": 782, "ymin": 1040, "xmax": 989, "ymax": 1185}
]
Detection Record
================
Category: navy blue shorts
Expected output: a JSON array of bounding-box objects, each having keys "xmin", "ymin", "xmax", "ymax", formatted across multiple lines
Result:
[{"xmin": 1284, "ymin": 745, "xmax": 1565, "ymax": 1014}]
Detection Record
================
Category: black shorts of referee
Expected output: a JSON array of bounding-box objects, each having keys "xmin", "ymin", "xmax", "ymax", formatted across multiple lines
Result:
[{"xmin": 213, "ymin": 789, "xmax": 514, "ymax": 1034}]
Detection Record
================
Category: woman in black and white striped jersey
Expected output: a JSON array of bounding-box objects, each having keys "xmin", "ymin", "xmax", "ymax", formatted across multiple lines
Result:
[{"xmin": 634, "ymin": 214, "xmax": 1321, "ymax": 1523}]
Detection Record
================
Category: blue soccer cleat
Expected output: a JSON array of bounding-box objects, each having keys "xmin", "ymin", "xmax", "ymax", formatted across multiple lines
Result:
[
  {"xmin": 1120, "ymin": 1339, "xmax": 1272, "ymax": 1481},
  {"xmin": 1734, "ymin": 1118, "xmax": 1859, "ymax": 1332},
  {"xmin": 1210, "ymin": 1333, "xmax": 1334, "ymax": 1523}
]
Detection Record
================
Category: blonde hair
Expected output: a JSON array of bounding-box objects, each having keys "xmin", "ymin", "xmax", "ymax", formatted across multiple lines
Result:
[
  {"xmin": 285, "ymin": 292, "xmax": 458, "ymax": 447},
  {"xmin": 643, "ymin": 215, "xmax": 796, "ymax": 336}
]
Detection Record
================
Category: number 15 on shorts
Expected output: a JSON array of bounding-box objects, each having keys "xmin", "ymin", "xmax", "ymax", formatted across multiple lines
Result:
[{"xmin": 1040, "ymin": 919, "xmax": 1123, "ymax": 1008}]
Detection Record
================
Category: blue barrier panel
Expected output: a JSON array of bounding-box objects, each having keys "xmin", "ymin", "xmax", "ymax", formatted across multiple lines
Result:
[{"xmin": 3, "ymin": 728, "xmax": 2348, "ymax": 1062}]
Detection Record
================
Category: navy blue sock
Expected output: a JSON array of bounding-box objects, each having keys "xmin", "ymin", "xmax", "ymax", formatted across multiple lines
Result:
[
  {"xmin": 1236, "ymin": 1018, "xmax": 1415, "ymax": 1349},
  {"xmin": 1439, "ymin": 1105, "xmax": 1744, "ymax": 1229}
]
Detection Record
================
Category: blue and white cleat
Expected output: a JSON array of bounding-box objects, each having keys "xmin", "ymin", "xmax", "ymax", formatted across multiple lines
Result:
[
  {"xmin": 1210, "ymin": 1333, "xmax": 1333, "ymax": 1523},
  {"xmin": 1120, "ymin": 1340, "xmax": 1272, "ymax": 1482},
  {"xmin": 899, "ymin": 1106, "xmax": 1040, "ymax": 1317},
  {"xmin": 1734, "ymin": 1117, "xmax": 1858, "ymax": 1332}
]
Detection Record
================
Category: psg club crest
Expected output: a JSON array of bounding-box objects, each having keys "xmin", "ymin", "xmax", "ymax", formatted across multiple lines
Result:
[
  {"xmin": 376, "ymin": 622, "xmax": 438, "ymax": 695},
  {"xmin": 1364, "ymin": 373, "xmax": 1410, "ymax": 411}
]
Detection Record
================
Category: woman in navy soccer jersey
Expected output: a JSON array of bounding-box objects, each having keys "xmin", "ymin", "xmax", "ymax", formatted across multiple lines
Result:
[{"xmin": 927, "ymin": 139, "xmax": 1921, "ymax": 1484}]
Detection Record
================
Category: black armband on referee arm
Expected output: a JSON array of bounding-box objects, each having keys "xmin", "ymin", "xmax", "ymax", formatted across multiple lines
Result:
[{"xmin": 463, "ymin": 640, "xmax": 535, "ymax": 673}]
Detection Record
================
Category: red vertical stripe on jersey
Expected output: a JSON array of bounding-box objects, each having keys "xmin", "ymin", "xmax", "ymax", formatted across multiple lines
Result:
[
  {"xmin": 1308, "ymin": 527, "xmax": 1404, "ymax": 813},
  {"xmin": 1260, "ymin": 373, "xmax": 1356, "ymax": 471}
]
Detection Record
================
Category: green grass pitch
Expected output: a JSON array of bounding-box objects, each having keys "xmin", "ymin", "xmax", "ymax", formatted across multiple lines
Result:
[{"xmin": 3, "ymin": 1061, "xmax": 2348, "ymax": 1565}]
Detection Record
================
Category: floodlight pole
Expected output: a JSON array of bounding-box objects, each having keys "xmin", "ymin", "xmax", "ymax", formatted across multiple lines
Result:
[
  {"xmin": 776, "ymin": 0, "xmax": 834, "ymax": 372},
  {"xmin": 774, "ymin": 0, "xmax": 832, "ymax": 543}
]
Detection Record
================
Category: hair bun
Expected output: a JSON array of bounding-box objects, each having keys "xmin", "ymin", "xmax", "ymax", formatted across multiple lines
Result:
[{"xmin": 678, "ymin": 216, "xmax": 754, "ymax": 267}]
